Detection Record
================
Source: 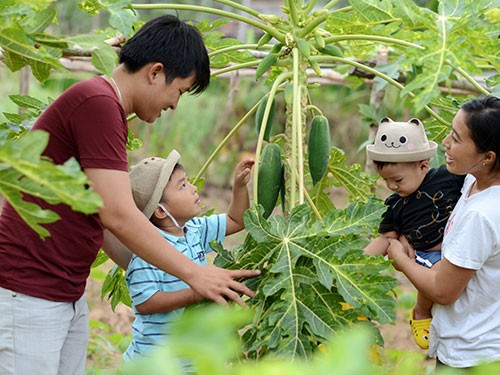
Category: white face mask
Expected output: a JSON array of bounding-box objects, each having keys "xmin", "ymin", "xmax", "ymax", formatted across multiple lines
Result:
[{"xmin": 158, "ymin": 203, "xmax": 184, "ymax": 231}]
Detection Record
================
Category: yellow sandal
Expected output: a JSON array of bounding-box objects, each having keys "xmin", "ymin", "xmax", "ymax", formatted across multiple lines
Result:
[{"xmin": 409, "ymin": 309, "xmax": 431, "ymax": 349}]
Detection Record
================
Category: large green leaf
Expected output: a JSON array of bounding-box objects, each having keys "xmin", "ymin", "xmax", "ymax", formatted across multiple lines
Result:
[
  {"xmin": 214, "ymin": 203, "xmax": 396, "ymax": 358},
  {"xmin": 0, "ymin": 26, "xmax": 61, "ymax": 69},
  {"xmin": 327, "ymin": 147, "xmax": 376, "ymax": 202},
  {"xmin": 24, "ymin": 8, "xmax": 56, "ymax": 33},
  {"xmin": 317, "ymin": 197, "xmax": 385, "ymax": 237},
  {"xmin": 0, "ymin": 130, "xmax": 102, "ymax": 237}
]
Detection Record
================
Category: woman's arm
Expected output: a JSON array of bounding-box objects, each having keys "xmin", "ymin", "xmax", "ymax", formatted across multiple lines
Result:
[{"xmin": 387, "ymin": 238, "xmax": 475, "ymax": 304}]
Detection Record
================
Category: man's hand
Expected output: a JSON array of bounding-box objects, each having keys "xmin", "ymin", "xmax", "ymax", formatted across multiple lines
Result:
[{"xmin": 186, "ymin": 264, "xmax": 260, "ymax": 308}]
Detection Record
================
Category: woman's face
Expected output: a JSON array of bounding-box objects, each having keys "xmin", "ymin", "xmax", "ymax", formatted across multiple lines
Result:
[{"xmin": 442, "ymin": 109, "xmax": 484, "ymax": 175}]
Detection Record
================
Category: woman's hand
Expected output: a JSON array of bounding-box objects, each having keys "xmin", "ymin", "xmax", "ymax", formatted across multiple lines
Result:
[
  {"xmin": 387, "ymin": 238, "xmax": 412, "ymax": 271},
  {"xmin": 398, "ymin": 235, "xmax": 416, "ymax": 261}
]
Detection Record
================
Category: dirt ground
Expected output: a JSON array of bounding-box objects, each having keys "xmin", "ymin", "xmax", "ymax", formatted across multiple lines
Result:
[{"xmin": 85, "ymin": 185, "xmax": 435, "ymax": 371}]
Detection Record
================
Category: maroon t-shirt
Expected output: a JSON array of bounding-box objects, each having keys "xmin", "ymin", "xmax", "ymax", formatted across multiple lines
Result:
[{"xmin": 0, "ymin": 76, "xmax": 128, "ymax": 301}]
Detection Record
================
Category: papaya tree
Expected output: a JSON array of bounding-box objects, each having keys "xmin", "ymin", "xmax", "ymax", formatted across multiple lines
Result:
[
  {"xmin": 1, "ymin": 0, "xmax": 498, "ymax": 362},
  {"xmin": 122, "ymin": 0, "xmax": 497, "ymax": 359}
]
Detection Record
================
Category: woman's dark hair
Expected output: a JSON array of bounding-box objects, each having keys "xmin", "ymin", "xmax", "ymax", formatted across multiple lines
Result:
[
  {"xmin": 119, "ymin": 15, "xmax": 210, "ymax": 94},
  {"xmin": 461, "ymin": 96, "xmax": 500, "ymax": 171}
]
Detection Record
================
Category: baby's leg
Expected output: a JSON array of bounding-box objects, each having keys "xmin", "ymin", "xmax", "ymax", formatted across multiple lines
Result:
[
  {"xmin": 413, "ymin": 260, "xmax": 441, "ymax": 319},
  {"xmin": 414, "ymin": 292, "xmax": 433, "ymax": 320}
]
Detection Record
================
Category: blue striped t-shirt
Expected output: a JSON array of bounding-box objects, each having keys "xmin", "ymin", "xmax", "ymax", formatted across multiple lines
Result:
[{"xmin": 123, "ymin": 214, "xmax": 226, "ymax": 360}]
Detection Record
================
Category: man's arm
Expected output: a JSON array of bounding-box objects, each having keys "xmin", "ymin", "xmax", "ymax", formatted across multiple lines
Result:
[
  {"xmin": 226, "ymin": 158, "xmax": 254, "ymax": 236},
  {"xmin": 102, "ymin": 230, "xmax": 133, "ymax": 270},
  {"xmin": 86, "ymin": 168, "xmax": 260, "ymax": 306}
]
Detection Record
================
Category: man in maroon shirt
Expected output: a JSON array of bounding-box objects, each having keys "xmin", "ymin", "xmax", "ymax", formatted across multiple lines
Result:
[{"xmin": 0, "ymin": 15, "xmax": 259, "ymax": 375}]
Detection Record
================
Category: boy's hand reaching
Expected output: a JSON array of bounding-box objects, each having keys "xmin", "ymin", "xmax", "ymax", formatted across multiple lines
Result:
[
  {"xmin": 234, "ymin": 158, "xmax": 255, "ymax": 187},
  {"xmin": 226, "ymin": 157, "xmax": 255, "ymax": 236}
]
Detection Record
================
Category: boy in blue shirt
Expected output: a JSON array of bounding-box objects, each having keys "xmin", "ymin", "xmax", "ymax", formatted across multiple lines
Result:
[{"xmin": 124, "ymin": 150, "xmax": 254, "ymax": 359}]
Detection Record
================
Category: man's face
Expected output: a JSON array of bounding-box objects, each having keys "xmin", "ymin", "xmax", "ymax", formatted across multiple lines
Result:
[{"xmin": 137, "ymin": 69, "xmax": 196, "ymax": 124}]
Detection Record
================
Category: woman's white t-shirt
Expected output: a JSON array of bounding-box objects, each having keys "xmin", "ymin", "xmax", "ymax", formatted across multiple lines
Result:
[{"xmin": 429, "ymin": 174, "xmax": 500, "ymax": 367}]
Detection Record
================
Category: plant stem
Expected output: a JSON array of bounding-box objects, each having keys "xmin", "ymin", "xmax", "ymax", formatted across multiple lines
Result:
[
  {"xmin": 212, "ymin": 0, "xmax": 260, "ymax": 18},
  {"xmin": 131, "ymin": 3, "xmax": 284, "ymax": 41},
  {"xmin": 303, "ymin": 0, "xmax": 318, "ymax": 15},
  {"xmin": 284, "ymin": 0, "xmax": 299, "ymax": 27},
  {"xmin": 293, "ymin": 166, "xmax": 322, "ymax": 220},
  {"xmin": 324, "ymin": 35, "xmax": 425, "ymax": 50},
  {"xmin": 298, "ymin": 14, "xmax": 328, "ymax": 38},
  {"xmin": 306, "ymin": 104, "xmax": 323, "ymax": 116},
  {"xmin": 291, "ymin": 48, "xmax": 301, "ymax": 208},
  {"xmin": 324, "ymin": 0, "xmax": 343, "ymax": 10},
  {"xmin": 451, "ymin": 63, "xmax": 490, "ymax": 95},
  {"xmin": 211, "ymin": 61, "xmax": 260, "ymax": 77},
  {"xmin": 208, "ymin": 44, "xmax": 269, "ymax": 57},
  {"xmin": 193, "ymin": 101, "xmax": 260, "ymax": 184}
]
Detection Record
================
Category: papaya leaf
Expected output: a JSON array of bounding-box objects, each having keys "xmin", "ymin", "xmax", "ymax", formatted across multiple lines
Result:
[
  {"xmin": 77, "ymin": 0, "xmax": 103, "ymax": 15},
  {"xmin": 92, "ymin": 44, "xmax": 118, "ymax": 76},
  {"xmin": 24, "ymin": 8, "xmax": 56, "ymax": 33},
  {"xmin": 29, "ymin": 59, "xmax": 52, "ymax": 82},
  {"xmin": 32, "ymin": 33, "xmax": 68, "ymax": 49},
  {"xmin": 0, "ymin": 26, "xmax": 61, "ymax": 71},
  {"xmin": 101, "ymin": 265, "xmax": 131, "ymax": 311},
  {"xmin": 66, "ymin": 34, "xmax": 119, "ymax": 75},
  {"xmin": 1, "ymin": 50, "xmax": 27, "ymax": 72},
  {"xmin": 0, "ymin": 130, "xmax": 102, "ymax": 237},
  {"xmin": 8, "ymin": 94, "xmax": 47, "ymax": 110},
  {"xmin": 2, "ymin": 113, "xmax": 24, "ymax": 124},
  {"xmin": 327, "ymin": 147, "xmax": 376, "ymax": 202},
  {"xmin": 108, "ymin": 7, "xmax": 137, "ymax": 38},
  {"xmin": 126, "ymin": 128, "xmax": 143, "ymax": 151},
  {"xmin": 0, "ymin": 168, "xmax": 59, "ymax": 238},
  {"xmin": 350, "ymin": 0, "xmax": 394, "ymax": 23},
  {"xmin": 317, "ymin": 197, "xmax": 385, "ymax": 237},
  {"xmin": 91, "ymin": 250, "xmax": 110, "ymax": 269},
  {"xmin": 213, "ymin": 204, "xmax": 396, "ymax": 358}
]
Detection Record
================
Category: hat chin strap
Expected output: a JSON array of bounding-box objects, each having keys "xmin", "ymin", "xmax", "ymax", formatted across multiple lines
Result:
[{"xmin": 158, "ymin": 204, "xmax": 184, "ymax": 231}]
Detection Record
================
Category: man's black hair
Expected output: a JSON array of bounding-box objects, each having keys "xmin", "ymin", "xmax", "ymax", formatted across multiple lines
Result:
[{"xmin": 119, "ymin": 15, "xmax": 210, "ymax": 94}]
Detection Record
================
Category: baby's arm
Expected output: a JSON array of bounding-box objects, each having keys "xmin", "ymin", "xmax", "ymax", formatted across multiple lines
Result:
[
  {"xmin": 364, "ymin": 231, "xmax": 398, "ymax": 256},
  {"xmin": 135, "ymin": 289, "xmax": 204, "ymax": 314},
  {"xmin": 226, "ymin": 158, "xmax": 254, "ymax": 235}
]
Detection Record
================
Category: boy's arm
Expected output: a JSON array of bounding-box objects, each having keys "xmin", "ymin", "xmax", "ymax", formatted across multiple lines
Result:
[
  {"xmin": 135, "ymin": 289, "xmax": 203, "ymax": 314},
  {"xmin": 363, "ymin": 231, "xmax": 398, "ymax": 255},
  {"xmin": 86, "ymin": 168, "xmax": 260, "ymax": 307},
  {"xmin": 226, "ymin": 158, "xmax": 254, "ymax": 236}
]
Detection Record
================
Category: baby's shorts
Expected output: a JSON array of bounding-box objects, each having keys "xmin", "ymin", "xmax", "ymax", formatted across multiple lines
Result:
[{"xmin": 415, "ymin": 250, "xmax": 441, "ymax": 269}]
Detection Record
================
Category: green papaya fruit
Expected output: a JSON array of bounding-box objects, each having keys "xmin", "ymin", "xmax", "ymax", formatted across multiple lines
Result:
[
  {"xmin": 308, "ymin": 115, "xmax": 331, "ymax": 185},
  {"xmin": 257, "ymin": 143, "xmax": 283, "ymax": 218}
]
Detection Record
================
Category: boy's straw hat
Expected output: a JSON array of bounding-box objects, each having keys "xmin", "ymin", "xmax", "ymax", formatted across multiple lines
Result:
[
  {"xmin": 129, "ymin": 150, "xmax": 180, "ymax": 218},
  {"xmin": 366, "ymin": 117, "xmax": 437, "ymax": 162}
]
